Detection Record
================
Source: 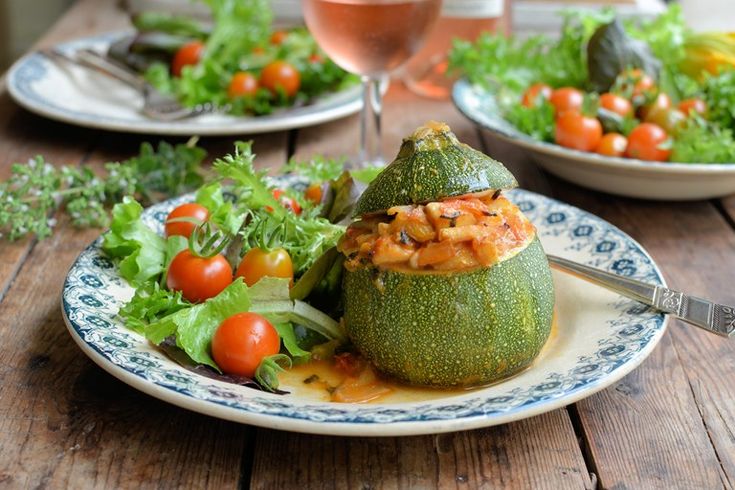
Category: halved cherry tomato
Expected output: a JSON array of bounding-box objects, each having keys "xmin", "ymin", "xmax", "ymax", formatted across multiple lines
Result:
[
  {"xmin": 172, "ymin": 40, "xmax": 204, "ymax": 77},
  {"xmin": 304, "ymin": 183, "xmax": 323, "ymax": 204},
  {"xmin": 271, "ymin": 189, "xmax": 302, "ymax": 214},
  {"xmin": 678, "ymin": 98, "xmax": 707, "ymax": 116},
  {"xmin": 236, "ymin": 247, "xmax": 294, "ymax": 287},
  {"xmin": 599, "ymin": 93, "xmax": 633, "ymax": 117},
  {"xmin": 625, "ymin": 123, "xmax": 671, "ymax": 162},
  {"xmin": 521, "ymin": 83, "xmax": 552, "ymax": 108},
  {"xmin": 549, "ymin": 87, "xmax": 584, "ymax": 115},
  {"xmin": 639, "ymin": 93, "xmax": 672, "ymax": 121},
  {"xmin": 167, "ymin": 250, "xmax": 233, "ymax": 302},
  {"xmin": 260, "ymin": 61, "xmax": 301, "ymax": 97},
  {"xmin": 270, "ymin": 30, "xmax": 288, "ymax": 45},
  {"xmin": 212, "ymin": 312, "xmax": 280, "ymax": 377},
  {"xmin": 595, "ymin": 132, "xmax": 628, "ymax": 157},
  {"xmin": 227, "ymin": 72, "xmax": 259, "ymax": 98},
  {"xmin": 554, "ymin": 111, "xmax": 603, "ymax": 151},
  {"xmin": 165, "ymin": 203, "xmax": 209, "ymax": 238}
]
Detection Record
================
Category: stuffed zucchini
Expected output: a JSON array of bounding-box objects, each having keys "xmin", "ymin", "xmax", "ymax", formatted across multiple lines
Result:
[{"xmin": 338, "ymin": 121, "xmax": 554, "ymax": 387}]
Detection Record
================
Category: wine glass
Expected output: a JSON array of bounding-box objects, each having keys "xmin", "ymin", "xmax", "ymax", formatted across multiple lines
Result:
[{"xmin": 302, "ymin": 0, "xmax": 443, "ymax": 167}]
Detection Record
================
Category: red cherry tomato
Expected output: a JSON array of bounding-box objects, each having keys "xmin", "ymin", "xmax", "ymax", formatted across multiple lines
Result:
[
  {"xmin": 626, "ymin": 68, "xmax": 656, "ymax": 96},
  {"xmin": 165, "ymin": 203, "xmax": 209, "ymax": 238},
  {"xmin": 212, "ymin": 312, "xmax": 280, "ymax": 377},
  {"xmin": 270, "ymin": 189, "xmax": 302, "ymax": 214},
  {"xmin": 167, "ymin": 250, "xmax": 233, "ymax": 302},
  {"xmin": 227, "ymin": 72, "xmax": 259, "ymax": 98},
  {"xmin": 304, "ymin": 183, "xmax": 323, "ymax": 204},
  {"xmin": 521, "ymin": 83, "xmax": 552, "ymax": 108},
  {"xmin": 236, "ymin": 248, "xmax": 294, "ymax": 287},
  {"xmin": 599, "ymin": 93, "xmax": 633, "ymax": 117},
  {"xmin": 678, "ymin": 98, "xmax": 707, "ymax": 116},
  {"xmin": 595, "ymin": 132, "xmax": 628, "ymax": 157},
  {"xmin": 625, "ymin": 123, "xmax": 671, "ymax": 162},
  {"xmin": 260, "ymin": 61, "xmax": 301, "ymax": 97},
  {"xmin": 639, "ymin": 93, "xmax": 672, "ymax": 121},
  {"xmin": 554, "ymin": 111, "xmax": 603, "ymax": 152},
  {"xmin": 270, "ymin": 30, "xmax": 288, "ymax": 45},
  {"xmin": 172, "ymin": 40, "xmax": 204, "ymax": 77},
  {"xmin": 549, "ymin": 87, "xmax": 584, "ymax": 115}
]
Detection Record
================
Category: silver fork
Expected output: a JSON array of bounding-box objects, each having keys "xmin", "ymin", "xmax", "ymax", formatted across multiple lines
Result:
[
  {"xmin": 41, "ymin": 47, "xmax": 215, "ymax": 121},
  {"xmin": 549, "ymin": 255, "xmax": 735, "ymax": 338}
]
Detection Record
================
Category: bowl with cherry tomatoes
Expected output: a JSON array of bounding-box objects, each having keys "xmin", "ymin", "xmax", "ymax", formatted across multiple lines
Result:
[
  {"xmin": 453, "ymin": 75, "xmax": 735, "ymax": 201},
  {"xmin": 449, "ymin": 8, "xmax": 735, "ymax": 200}
]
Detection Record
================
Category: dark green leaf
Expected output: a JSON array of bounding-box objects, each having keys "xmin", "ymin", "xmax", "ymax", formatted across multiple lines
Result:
[{"xmin": 587, "ymin": 19, "xmax": 662, "ymax": 93}]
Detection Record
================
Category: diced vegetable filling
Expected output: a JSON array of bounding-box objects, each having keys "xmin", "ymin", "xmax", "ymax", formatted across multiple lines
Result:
[{"xmin": 338, "ymin": 192, "xmax": 536, "ymax": 271}]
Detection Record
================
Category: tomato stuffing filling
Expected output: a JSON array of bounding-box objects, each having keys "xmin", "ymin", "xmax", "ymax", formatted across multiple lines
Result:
[{"xmin": 338, "ymin": 193, "xmax": 536, "ymax": 271}]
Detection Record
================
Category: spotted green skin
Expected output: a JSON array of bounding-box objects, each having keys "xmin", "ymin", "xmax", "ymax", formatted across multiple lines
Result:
[
  {"xmin": 342, "ymin": 238, "xmax": 554, "ymax": 387},
  {"xmin": 354, "ymin": 127, "xmax": 518, "ymax": 216}
]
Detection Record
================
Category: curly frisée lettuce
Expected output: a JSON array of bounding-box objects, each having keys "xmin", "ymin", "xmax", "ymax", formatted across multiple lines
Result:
[
  {"xmin": 98, "ymin": 141, "xmax": 358, "ymax": 392},
  {"xmin": 213, "ymin": 142, "xmax": 345, "ymax": 275}
]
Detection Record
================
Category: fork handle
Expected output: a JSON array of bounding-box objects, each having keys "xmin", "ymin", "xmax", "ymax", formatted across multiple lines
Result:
[
  {"xmin": 44, "ymin": 48, "xmax": 146, "ymax": 92},
  {"xmin": 548, "ymin": 254, "xmax": 735, "ymax": 338}
]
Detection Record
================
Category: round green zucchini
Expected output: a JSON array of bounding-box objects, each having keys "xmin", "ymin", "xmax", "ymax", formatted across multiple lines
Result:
[
  {"xmin": 342, "ymin": 238, "xmax": 554, "ymax": 387},
  {"xmin": 354, "ymin": 121, "xmax": 518, "ymax": 216}
]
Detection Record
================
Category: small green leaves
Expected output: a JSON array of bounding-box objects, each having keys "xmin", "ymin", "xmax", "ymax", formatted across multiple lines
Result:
[{"xmin": 0, "ymin": 140, "xmax": 207, "ymax": 241}]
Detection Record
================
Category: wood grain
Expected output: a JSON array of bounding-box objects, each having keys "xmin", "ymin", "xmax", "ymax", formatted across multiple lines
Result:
[
  {"xmin": 251, "ymin": 409, "xmax": 592, "ymax": 490},
  {"xmin": 0, "ymin": 0, "xmax": 290, "ymax": 481},
  {"xmin": 0, "ymin": 213, "xmax": 249, "ymax": 489},
  {"xmin": 249, "ymin": 83, "xmax": 593, "ymax": 489},
  {"xmin": 494, "ymin": 155, "xmax": 734, "ymax": 489}
]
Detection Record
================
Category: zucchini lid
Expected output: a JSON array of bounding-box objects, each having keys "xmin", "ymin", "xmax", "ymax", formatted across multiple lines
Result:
[{"xmin": 354, "ymin": 121, "xmax": 518, "ymax": 217}]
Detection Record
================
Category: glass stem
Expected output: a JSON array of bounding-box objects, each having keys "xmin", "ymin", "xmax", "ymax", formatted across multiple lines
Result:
[{"xmin": 359, "ymin": 75, "xmax": 384, "ymax": 168}]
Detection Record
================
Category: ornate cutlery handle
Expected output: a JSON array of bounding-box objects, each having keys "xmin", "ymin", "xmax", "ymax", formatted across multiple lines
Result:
[
  {"xmin": 42, "ymin": 48, "xmax": 146, "ymax": 92},
  {"xmin": 548, "ymin": 255, "xmax": 735, "ymax": 337}
]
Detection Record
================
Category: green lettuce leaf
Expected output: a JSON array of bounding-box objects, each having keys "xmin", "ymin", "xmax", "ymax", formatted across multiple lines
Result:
[
  {"xmin": 274, "ymin": 323, "xmax": 311, "ymax": 364},
  {"xmin": 145, "ymin": 279, "xmax": 252, "ymax": 369},
  {"xmin": 143, "ymin": 276, "xmax": 344, "ymax": 371},
  {"xmin": 102, "ymin": 197, "xmax": 166, "ymax": 285},
  {"xmin": 119, "ymin": 282, "xmax": 190, "ymax": 334}
]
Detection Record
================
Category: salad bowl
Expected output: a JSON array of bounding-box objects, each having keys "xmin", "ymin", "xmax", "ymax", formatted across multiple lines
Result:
[
  {"xmin": 453, "ymin": 80, "xmax": 735, "ymax": 201},
  {"xmin": 61, "ymin": 187, "xmax": 668, "ymax": 436}
]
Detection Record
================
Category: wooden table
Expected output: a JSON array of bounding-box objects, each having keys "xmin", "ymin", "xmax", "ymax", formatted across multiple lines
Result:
[{"xmin": 1, "ymin": 1, "xmax": 734, "ymax": 488}]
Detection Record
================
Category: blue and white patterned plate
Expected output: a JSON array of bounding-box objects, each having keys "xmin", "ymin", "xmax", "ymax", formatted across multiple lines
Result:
[
  {"xmin": 7, "ymin": 33, "xmax": 362, "ymax": 136},
  {"xmin": 452, "ymin": 79, "xmax": 735, "ymax": 201},
  {"xmin": 61, "ymin": 189, "xmax": 668, "ymax": 436}
]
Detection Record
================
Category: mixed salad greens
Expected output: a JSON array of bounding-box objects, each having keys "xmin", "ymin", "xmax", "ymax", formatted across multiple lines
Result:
[
  {"xmin": 449, "ymin": 6, "xmax": 735, "ymax": 163},
  {"xmin": 100, "ymin": 142, "xmax": 381, "ymax": 392},
  {"xmin": 0, "ymin": 135, "xmax": 383, "ymax": 393},
  {"xmin": 109, "ymin": 0, "xmax": 358, "ymax": 116}
]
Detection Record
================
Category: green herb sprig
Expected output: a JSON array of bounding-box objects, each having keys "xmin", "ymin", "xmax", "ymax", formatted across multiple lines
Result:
[{"xmin": 0, "ymin": 140, "xmax": 206, "ymax": 240}]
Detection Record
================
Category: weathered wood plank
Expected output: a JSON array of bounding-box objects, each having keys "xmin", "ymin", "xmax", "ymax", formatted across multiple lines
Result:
[
  {"xmin": 482, "ymin": 136, "xmax": 733, "ymax": 489},
  {"xmin": 0, "ymin": 0, "xmax": 290, "ymax": 481},
  {"xmin": 0, "ymin": 213, "xmax": 250, "ymax": 489},
  {"xmin": 251, "ymin": 409, "xmax": 592, "ymax": 490},
  {"xmin": 250, "ymin": 83, "xmax": 592, "ymax": 489},
  {"xmin": 718, "ymin": 195, "xmax": 735, "ymax": 228},
  {"xmin": 0, "ymin": 0, "xmax": 126, "ymax": 298}
]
